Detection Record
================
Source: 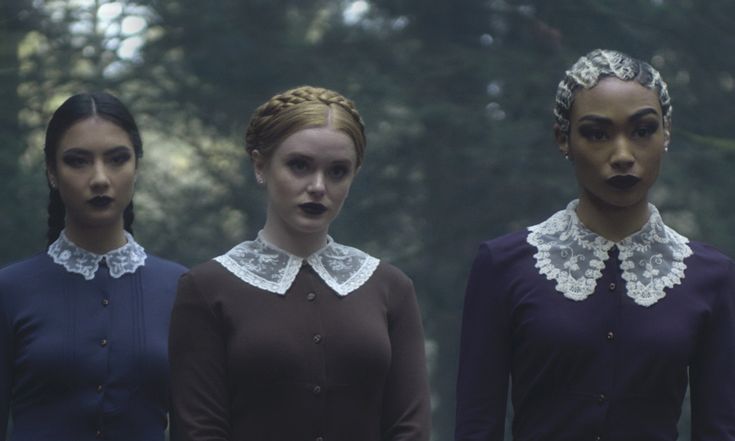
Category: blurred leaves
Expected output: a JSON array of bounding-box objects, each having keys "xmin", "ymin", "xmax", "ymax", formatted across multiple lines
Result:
[{"xmin": 2, "ymin": 0, "xmax": 735, "ymax": 439}]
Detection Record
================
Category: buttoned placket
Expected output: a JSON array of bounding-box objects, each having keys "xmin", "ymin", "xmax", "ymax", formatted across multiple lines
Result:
[
  {"xmin": 302, "ymin": 265, "xmax": 328, "ymax": 441},
  {"xmin": 92, "ymin": 262, "xmax": 113, "ymax": 439},
  {"xmin": 591, "ymin": 246, "xmax": 625, "ymax": 441}
]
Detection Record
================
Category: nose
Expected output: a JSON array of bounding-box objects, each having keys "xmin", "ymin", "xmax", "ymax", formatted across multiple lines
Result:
[
  {"xmin": 610, "ymin": 136, "xmax": 635, "ymax": 172},
  {"xmin": 307, "ymin": 172, "xmax": 326, "ymax": 198},
  {"xmin": 90, "ymin": 160, "xmax": 111, "ymax": 191}
]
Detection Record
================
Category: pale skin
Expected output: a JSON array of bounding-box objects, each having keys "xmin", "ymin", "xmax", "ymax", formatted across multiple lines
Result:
[
  {"xmin": 556, "ymin": 77, "xmax": 670, "ymax": 242},
  {"xmin": 252, "ymin": 124, "xmax": 359, "ymax": 257},
  {"xmin": 47, "ymin": 117, "xmax": 138, "ymax": 254}
]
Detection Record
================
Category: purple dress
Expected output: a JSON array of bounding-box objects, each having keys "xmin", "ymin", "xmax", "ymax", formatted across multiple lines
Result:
[{"xmin": 455, "ymin": 201, "xmax": 735, "ymax": 441}]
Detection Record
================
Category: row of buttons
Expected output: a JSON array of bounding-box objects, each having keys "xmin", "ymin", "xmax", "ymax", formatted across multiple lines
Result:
[
  {"xmin": 97, "ymin": 295, "xmax": 111, "ymax": 438},
  {"xmin": 308, "ymin": 291, "xmax": 324, "ymax": 441}
]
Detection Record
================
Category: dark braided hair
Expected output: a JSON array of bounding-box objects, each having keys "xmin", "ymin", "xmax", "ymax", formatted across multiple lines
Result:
[{"xmin": 44, "ymin": 92, "xmax": 143, "ymax": 246}]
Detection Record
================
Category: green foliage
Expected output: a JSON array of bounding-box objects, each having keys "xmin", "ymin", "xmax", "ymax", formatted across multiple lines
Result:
[{"xmin": 3, "ymin": 1, "xmax": 735, "ymax": 439}]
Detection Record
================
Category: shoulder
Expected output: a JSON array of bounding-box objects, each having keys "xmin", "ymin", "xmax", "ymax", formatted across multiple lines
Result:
[
  {"xmin": 0, "ymin": 252, "xmax": 57, "ymax": 287},
  {"xmin": 176, "ymin": 259, "xmax": 234, "ymax": 297},
  {"xmin": 685, "ymin": 240, "xmax": 735, "ymax": 281},
  {"xmin": 472, "ymin": 229, "xmax": 534, "ymax": 268},
  {"xmin": 371, "ymin": 260, "xmax": 413, "ymax": 291},
  {"xmin": 144, "ymin": 254, "xmax": 188, "ymax": 276}
]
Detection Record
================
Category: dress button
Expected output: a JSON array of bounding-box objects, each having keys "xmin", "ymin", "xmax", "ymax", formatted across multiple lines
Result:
[
  {"xmin": 313, "ymin": 334, "xmax": 322, "ymax": 344},
  {"xmin": 315, "ymin": 437, "xmax": 324, "ymax": 441},
  {"xmin": 96, "ymin": 384, "xmax": 103, "ymax": 393},
  {"xmin": 597, "ymin": 393, "xmax": 606, "ymax": 404},
  {"xmin": 609, "ymin": 282, "xmax": 616, "ymax": 291},
  {"xmin": 606, "ymin": 331, "xmax": 614, "ymax": 340},
  {"xmin": 313, "ymin": 385, "xmax": 321, "ymax": 395},
  {"xmin": 95, "ymin": 430, "xmax": 103, "ymax": 438},
  {"xmin": 307, "ymin": 292, "xmax": 317, "ymax": 301},
  {"xmin": 101, "ymin": 298, "xmax": 110, "ymax": 306},
  {"xmin": 595, "ymin": 436, "xmax": 601, "ymax": 441},
  {"xmin": 100, "ymin": 339, "xmax": 108, "ymax": 347}
]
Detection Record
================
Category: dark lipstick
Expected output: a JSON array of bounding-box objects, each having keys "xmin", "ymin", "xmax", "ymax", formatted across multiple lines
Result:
[
  {"xmin": 606, "ymin": 175, "xmax": 641, "ymax": 190},
  {"xmin": 88, "ymin": 196, "xmax": 113, "ymax": 208},
  {"xmin": 299, "ymin": 202, "xmax": 327, "ymax": 215}
]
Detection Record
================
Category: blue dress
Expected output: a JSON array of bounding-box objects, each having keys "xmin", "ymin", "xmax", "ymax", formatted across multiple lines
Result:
[{"xmin": 0, "ymin": 234, "xmax": 186, "ymax": 441}]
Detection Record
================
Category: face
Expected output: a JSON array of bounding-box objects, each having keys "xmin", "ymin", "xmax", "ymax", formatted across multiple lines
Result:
[
  {"xmin": 255, "ymin": 126, "xmax": 358, "ymax": 239},
  {"xmin": 558, "ymin": 77, "xmax": 669, "ymax": 210},
  {"xmin": 48, "ymin": 117, "xmax": 137, "ymax": 232}
]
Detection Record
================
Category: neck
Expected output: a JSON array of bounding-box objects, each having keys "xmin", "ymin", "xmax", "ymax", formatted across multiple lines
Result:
[
  {"xmin": 261, "ymin": 222, "xmax": 328, "ymax": 259},
  {"xmin": 63, "ymin": 221, "xmax": 128, "ymax": 254},
  {"xmin": 575, "ymin": 194, "xmax": 650, "ymax": 242}
]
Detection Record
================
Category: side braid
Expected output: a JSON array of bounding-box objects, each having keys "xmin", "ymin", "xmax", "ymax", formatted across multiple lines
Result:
[{"xmin": 46, "ymin": 188, "xmax": 66, "ymax": 246}]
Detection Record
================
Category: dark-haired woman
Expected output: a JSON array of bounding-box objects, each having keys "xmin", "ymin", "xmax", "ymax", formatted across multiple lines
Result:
[
  {"xmin": 456, "ymin": 49, "xmax": 735, "ymax": 440},
  {"xmin": 0, "ymin": 92, "xmax": 186, "ymax": 441}
]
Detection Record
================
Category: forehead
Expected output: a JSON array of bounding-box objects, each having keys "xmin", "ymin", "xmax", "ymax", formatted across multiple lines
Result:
[
  {"xmin": 58, "ymin": 117, "xmax": 133, "ymax": 153},
  {"xmin": 274, "ymin": 126, "xmax": 357, "ymax": 162},
  {"xmin": 571, "ymin": 77, "xmax": 662, "ymax": 120}
]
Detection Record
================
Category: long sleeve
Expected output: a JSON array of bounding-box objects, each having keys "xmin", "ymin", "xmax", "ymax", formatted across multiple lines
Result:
[
  {"xmin": 690, "ymin": 259, "xmax": 735, "ymax": 440},
  {"xmin": 455, "ymin": 243, "xmax": 511, "ymax": 441},
  {"xmin": 169, "ymin": 272, "xmax": 230, "ymax": 441},
  {"xmin": 0, "ymin": 290, "xmax": 11, "ymax": 441},
  {"xmin": 380, "ymin": 273, "xmax": 431, "ymax": 441}
]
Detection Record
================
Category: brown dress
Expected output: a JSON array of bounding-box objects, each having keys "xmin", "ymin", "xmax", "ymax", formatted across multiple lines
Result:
[{"xmin": 169, "ymin": 257, "xmax": 430, "ymax": 441}]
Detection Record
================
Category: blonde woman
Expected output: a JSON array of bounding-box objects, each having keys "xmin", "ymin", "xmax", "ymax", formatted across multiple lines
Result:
[{"xmin": 169, "ymin": 86, "xmax": 431, "ymax": 441}]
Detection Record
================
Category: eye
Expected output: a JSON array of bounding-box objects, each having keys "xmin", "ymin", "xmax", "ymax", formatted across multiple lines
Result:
[
  {"xmin": 62, "ymin": 155, "xmax": 88, "ymax": 168},
  {"xmin": 109, "ymin": 152, "xmax": 132, "ymax": 166},
  {"xmin": 327, "ymin": 165, "xmax": 350, "ymax": 180},
  {"xmin": 579, "ymin": 126, "xmax": 608, "ymax": 141},
  {"xmin": 287, "ymin": 158, "xmax": 309, "ymax": 173},
  {"xmin": 632, "ymin": 123, "xmax": 659, "ymax": 138}
]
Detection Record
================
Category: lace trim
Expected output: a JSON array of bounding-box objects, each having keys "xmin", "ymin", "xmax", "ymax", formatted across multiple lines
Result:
[
  {"xmin": 47, "ymin": 230, "xmax": 147, "ymax": 280},
  {"xmin": 527, "ymin": 200, "xmax": 692, "ymax": 307},
  {"xmin": 214, "ymin": 232, "xmax": 380, "ymax": 296}
]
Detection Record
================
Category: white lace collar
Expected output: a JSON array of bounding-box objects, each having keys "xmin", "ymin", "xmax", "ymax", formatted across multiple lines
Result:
[
  {"xmin": 214, "ymin": 231, "xmax": 380, "ymax": 296},
  {"xmin": 47, "ymin": 230, "xmax": 147, "ymax": 280},
  {"xmin": 527, "ymin": 200, "xmax": 693, "ymax": 307}
]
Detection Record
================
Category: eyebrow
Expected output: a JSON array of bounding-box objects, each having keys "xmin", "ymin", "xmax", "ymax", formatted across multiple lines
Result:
[
  {"xmin": 61, "ymin": 145, "xmax": 132, "ymax": 156},
  {"xmin": 577, "ymin": 107, "xmax": 660, "ymax": 125}
]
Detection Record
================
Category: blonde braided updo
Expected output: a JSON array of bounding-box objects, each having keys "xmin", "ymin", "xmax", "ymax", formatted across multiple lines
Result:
[{"xmin": 245, "ymin": 86, "xmax": 366, "ymax": 167}]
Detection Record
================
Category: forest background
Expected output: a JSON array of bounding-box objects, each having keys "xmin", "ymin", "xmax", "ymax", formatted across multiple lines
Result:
[{"xmin": 2, "ymin": 0, "xmax": 735, "ymax": 439}]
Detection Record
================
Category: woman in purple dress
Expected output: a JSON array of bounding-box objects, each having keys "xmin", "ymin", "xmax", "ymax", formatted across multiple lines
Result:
[{"xmin": 455, "ymin": 49, "xmax": 735, "ymax": 441}]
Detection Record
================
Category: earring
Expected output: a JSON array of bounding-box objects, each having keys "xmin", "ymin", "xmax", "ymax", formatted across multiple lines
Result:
[
  {"xmin": 256, "ymin": 175, "xmax": 264, "ymax": 185},
  {"xmin": 664, "ymin": 146, "xmax": 669, "ymax": 152}
]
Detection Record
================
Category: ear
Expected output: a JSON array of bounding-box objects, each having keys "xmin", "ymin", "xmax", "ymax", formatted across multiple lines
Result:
[
  {"xmin": 251, "ymin": 150, "xmax": 266, "ymax": 184},
  {"xmin": 47, "ymin": 167, "xmax": 57, "ymax": 189},
  {"xmin": 554, "ymin": 124, "xmax": 570, "ymax": 159}
]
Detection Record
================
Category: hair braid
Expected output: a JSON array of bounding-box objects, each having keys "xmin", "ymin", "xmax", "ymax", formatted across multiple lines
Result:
[
  {"xmin": 46, "ymin": 188, "xmax": 66, "ymax": 246},
  {"xmin": 245, "ymin": 86, "xmax": 366, "ymax": 166}
]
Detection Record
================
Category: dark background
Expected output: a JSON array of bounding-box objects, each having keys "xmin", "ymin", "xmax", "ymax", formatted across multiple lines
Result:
[{"xmin": 2, "ymin": 1, "xmax": 735, "ymax": 439}]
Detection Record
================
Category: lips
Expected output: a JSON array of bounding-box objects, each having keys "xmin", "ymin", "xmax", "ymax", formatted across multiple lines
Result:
[
  {"xmin": 88, "ymin": 195, "xmax": 113, "ymax": 208},
  {"xmin": 299, "ymin": 202, "xmax": 327, "ymax": 215},
  {"xmin": 606, "ymin": 175, "xmax": 641, "ymax": 190}
]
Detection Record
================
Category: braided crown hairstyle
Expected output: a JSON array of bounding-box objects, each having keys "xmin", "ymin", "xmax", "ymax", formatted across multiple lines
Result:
[
  {"xmin": 554, "ymin": 49, "xmax": 672, "ymax": 135},
  {"xmin": 245, "ymin": 86, "xmax": 366, "ymax": 167},
  {"xmin": 44, "ymin": 91, "xmax": 143, "ymax": 246}
]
